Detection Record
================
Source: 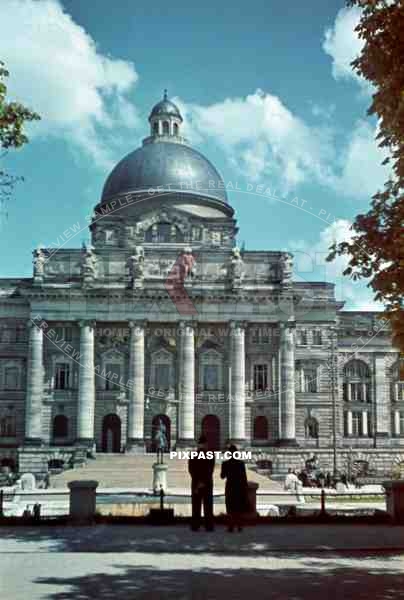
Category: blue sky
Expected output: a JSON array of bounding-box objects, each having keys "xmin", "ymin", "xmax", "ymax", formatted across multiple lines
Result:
[{"xmin": 0, "ymin": 0, "xmax": 389, "ymax": 309}]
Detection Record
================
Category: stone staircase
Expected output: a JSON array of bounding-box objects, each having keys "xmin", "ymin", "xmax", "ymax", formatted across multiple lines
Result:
[{"xmin": 50, "ymin": 453, "xmax": 281, "ymax": 491}]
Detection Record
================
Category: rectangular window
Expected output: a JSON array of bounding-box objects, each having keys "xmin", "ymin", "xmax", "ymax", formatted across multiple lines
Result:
[
  {"xmin": 298, "ymin": 330, "xmax": 308, "ymax": 345},
  {"xmin": 312, "ymin": 331, "xmax": 322, "ymax": 345},
  {"xmin": 352, "ymin": 412, "xmax": 363, "ymax": 437},
  {"xmin": 105, "ymin": 363, "xmax": 122, "ymax": 390},
  {"xmin": 254, "ymin": 364, "xmax": 268, "ymax": 391},
  {"xmin": 303, "ymin": 369, "xmax": 318, "ymax": 393},
  {"xmin": 400, "ymin": 412, "xmax": 404, "ymax": 435},
  {"xmin": 203, "ymin": 365, "xmax": 219, "ymax": 390},
  {"xmin": 155, "ymin": 364, "xmax": 170, "ymax": 388},
  {"xmin": 55, "ymin": 363, "xmax": 70, "ymax": 390},
  {"xmin": 4, "ymin": 367, "xmax": 19, "ymax": 390},
  {"xmin": 0, "ymin": 416, "xmax": 16, "ymax": 437}
]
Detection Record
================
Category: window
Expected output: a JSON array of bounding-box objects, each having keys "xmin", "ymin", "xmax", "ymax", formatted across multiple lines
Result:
[
  {"xmin": 153, "ymin": 121, "xmax": 159, "ymax": 135},
  {"xmin": 162, "ymin": 121, "xmax": 169, "ymax": 135},
  {"xmin": 254, "ymin": 364, "xmax": 268, "ymax": 391},
  {"xmin": 173, "ymin": 123, "xmax": 179, "ymax": 135},
  {"xmin": 253, "ymin": 416, "xmax": 268, "ymax": 440},
  {"xmin": 352, "ymin": 412, "xmax": 362, "ymax": 436},
  {"xmin": 0, "ymin": 415, "xmax": 16, "ymax": 437},
  {"xmin": 400, "ymin": 413, "xmax": 404, "ymax": 435},
  {"xmin": 343, "ymin": 360, "xmax": 371, "ymax": 403},
  {"xmin": 105, "ymin": 363, "xmax": 122, "ymax": 391},
  {"xmin": 4, "ymin": 366, "xmax": 19, "ymax": 390},
  {"xmin": 304, "ymin": 368, "xmax": 318, "ymax": 393},
  {"xmin": 52, "ymin": 415, "xmax": 68, "ymax": 438},
  {"xmin": 155, "ymin": 364, "xmax": 170, "ymax": 388},
  {"xmin": 298, "ymin": 330, "xmax": 308, "ymax": 345},
  {"xmin": 55, "ymin": 363, "xmax": 70, "ymax": 390},
  {"xmin": 305, "ymin": 417, "xmax": 319, "ymax": 438},
  {"xmin": 203, "ymin": 365, "xmax": 219, "ymax": 390},
  {"xmin": 312, "ymin": 330, "xmax": 322, "ymax": 345},
  {"xmin": 105, "ymin": 230, "xmax": 116, "ymax": 244}
]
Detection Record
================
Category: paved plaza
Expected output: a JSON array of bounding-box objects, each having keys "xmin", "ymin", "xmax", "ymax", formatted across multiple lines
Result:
[{"xmin": 1, "ymin": 525, "xmax": 404, "ymax": 599}]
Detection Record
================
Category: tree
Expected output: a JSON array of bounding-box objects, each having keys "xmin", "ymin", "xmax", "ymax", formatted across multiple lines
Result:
[
  {"xmin": 0, "ymin": 60, "xmax": 40, "ymax": 208},
  {"xmin": 327, "ymin": 0, "xmax": 404, "ymax": 353}
]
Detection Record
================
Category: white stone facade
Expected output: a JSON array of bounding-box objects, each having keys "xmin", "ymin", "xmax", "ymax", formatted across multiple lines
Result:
[{"xmin": 0, "ymin": 96, "xmax": 403, "ymax": 474}]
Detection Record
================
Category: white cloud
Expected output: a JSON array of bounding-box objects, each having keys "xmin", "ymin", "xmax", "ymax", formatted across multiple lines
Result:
[
  {"xmin": 323, "ymin": 6, "xmax": 371, "ymax": 94},
  {"xmin": 331, "ymin": 120, "xmax": 388, "ymax": 198},
  {"xmin": 0, "ymin": 0, "xmax": 139, "ymax": 168},
  {"xmin": 179, "ymin": 90, "xmax": 388, "ymax": 199},
  {"xmin": 179, "ymin": 89, "xmax": 336, "ymax": 189},
  {"xmin": 291, "ymin": 219, "xmax": 382, "ymax": 311}
]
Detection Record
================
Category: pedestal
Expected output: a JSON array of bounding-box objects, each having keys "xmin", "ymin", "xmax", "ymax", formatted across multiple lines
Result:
[
  {"xmin": 245, "ymin": 481, "xmax": 259, "ymax": 520},
  {"xmin": 153, "ymin": 463, "xmax": 168, "ymax": 494},
  {"xmin": 68, "ymin": 480, "xmax": 98, "ymax": 524},
  {"xmin": 383, "ymin": 480, "xmax": 404, "ymax": 522}
]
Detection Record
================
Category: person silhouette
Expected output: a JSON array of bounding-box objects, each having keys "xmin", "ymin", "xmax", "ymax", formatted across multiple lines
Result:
[{"xmin": 221, "ymin": 444, "xmax": 249, "ymax": 532}]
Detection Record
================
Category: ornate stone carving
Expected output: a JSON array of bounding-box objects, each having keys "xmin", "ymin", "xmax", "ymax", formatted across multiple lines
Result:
[
  {"xmin": 228, "ymin": 247, "xmax": 244, "ymax": 288},
  {"xmin": 127, "ymin": 246, "xmax": 145, "ymax": 289},
  {"xmin": 280, "ymin": 253, "xmax": 293, "ymax": 284},
  {"xmin": 81, "ymin": 244, "xmax": 97, "ymax": 285},
  {"xmin": 33, "ymin": 247, "xmax": 46, "ymax": 281}
]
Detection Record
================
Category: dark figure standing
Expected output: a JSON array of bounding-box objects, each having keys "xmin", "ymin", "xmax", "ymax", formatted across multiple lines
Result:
[
  {"xmin": 188, "ymin": 435, "xmax": 215, "ymax": 531},
  {"xmin": 221, "ymin": 444, "xmax": 249, "ymax": 532}
]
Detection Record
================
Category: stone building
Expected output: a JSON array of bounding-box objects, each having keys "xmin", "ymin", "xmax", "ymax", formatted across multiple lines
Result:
[{"xmin": 0, "ymin": 94, "xmax": 403, "ymax": 475}]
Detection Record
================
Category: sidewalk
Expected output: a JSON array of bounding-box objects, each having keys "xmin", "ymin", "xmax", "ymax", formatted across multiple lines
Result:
[{"xmin": 1, "ymin": 525, "xmax": 404, "ymax": 600}]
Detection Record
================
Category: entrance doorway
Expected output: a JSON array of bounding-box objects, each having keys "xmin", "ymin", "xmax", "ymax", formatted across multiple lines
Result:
[
  {"xmin": 101, "ymin": 414, "xmax": 121, "ymax": 453},
  {"xmin": 201, "ymin": 414, "xmax": 221, "ymax": 451}
]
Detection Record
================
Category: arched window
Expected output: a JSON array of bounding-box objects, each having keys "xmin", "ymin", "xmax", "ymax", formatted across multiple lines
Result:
[
  {"xmin": 253, "ymin": 416, "xmax": 268, "ymax": 440},
  {"xmin": 53, "ymin": 415, "xmax": 68, "ymax": 438},
  {"xmin": 343, "ymin": 359, "xmax": 371, "ymax": 402},
  {"xmin": 153, "ymin": 121, "xmax": 159, "ymax": 135},
  {"xmin": 305, "ymin": 417, "xmax": 319, "ymax": 439},
  {"xmin": 162, "ymin": 121, "xmax": 169, "ymax": 135},
  {"xmin": 173, "ymin": 123, "xmax": 179, "ymax": 135}
]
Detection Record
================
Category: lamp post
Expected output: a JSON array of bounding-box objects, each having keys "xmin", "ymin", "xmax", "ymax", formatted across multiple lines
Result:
[{"xmin": 329, "ymin": 326, "xmax": 338, "ymax": 478}]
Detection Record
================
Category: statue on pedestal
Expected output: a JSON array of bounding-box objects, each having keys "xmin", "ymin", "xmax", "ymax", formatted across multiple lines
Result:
[
  {"xmin": 178, "ymin": 247, "xmax": 195, "ymax": 282},
  {"xmin": 127, "ymin": 246, "xmax": 144, "ymax": 288},
  {"xmin": 280, "ymin": 253, "xmax": 293, "ymax": 284},
  {"xmin": 81, "ymin": 244, "xmax": 97, "ymax": 284},
  {"xmin": 154, "ymin": 418, "xmax": 167, "ymax": 464},
  {"xmin": 229, "ymin": 247, "xmax": 244, "ymax": 288},
  {"xmin": 33, "ymin": 247, "xmax": 46, "ymax": 281}
]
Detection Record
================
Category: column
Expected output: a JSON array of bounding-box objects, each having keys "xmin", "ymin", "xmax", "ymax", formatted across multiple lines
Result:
[
  {"xmin": 375, "ymin": 354, "xmax": 390, "ymax": 437},
  {"xmin": 77, "ymin": 321, "xmax": 95, "ymax": 446},
  {"xmin": 24, "ymin": 320, "xmax": 44, "ymax": 444},
  {"xmin": 177, "ymin": 321, "xmax": 195, "ymax": 444},
  {"xmin": 279, "ymin": 322, "xmax": 297, "ymax": 445},
  {"xmin": 362, "ymin": 411, "xmax": 368, "ymax": 437},
  {"xmin": 127, "ymin": 321, "xmax": 145, "ymax": 450},
  {"xmin": 394, "ymin": 410, "xmax": 401, "ymax": 436},
  {"xmin": 229, "ymin": 321, "xmax": 246, "ymax": 443},
  {"xmin": 347, "ymin": 410, "xmax": 353, "ymax": 436}
]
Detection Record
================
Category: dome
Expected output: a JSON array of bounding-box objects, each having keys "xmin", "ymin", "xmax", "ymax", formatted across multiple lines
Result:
[
  {"xmin": 101, "ymin": 141, "xmax": 228, "ymax": 205},
  {"xmin": 150, "ymin": 98, "xmax": 182, "ymax": 120}
]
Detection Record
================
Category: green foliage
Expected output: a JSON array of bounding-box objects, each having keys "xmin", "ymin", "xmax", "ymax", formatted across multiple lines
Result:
[
  {"xmin": 0, "ymin": 60, "xmax": 40, "ymax": 204},
  {"xmin": 327, "ymin": 0, "xmax": 404, "ymax": 351}
]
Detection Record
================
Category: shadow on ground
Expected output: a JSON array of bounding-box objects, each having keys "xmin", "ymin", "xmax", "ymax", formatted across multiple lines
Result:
[{"xmin": 34, "ymin": 560, "xmax": 404, "ymax": 600}]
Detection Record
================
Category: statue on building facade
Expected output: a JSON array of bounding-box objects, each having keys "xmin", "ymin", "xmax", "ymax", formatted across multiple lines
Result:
[
  {"xmin": 33, "ymin": 247, "xmax": 46, "ymax": 281},
  {"xmin": 81, "ymin": 244, "xmax": 97, "ymax": 284},
  {"xmin": 178, "ymin": 247, "xmax": 196, "ymax": 282},
  {"xmin": 229, "ymin": 247, "xmax": 244, "ymax": 288},
  {"xmin": 280, "ymin": 253, "xmax": 293, "ymax": 284},
  {"xmin": 127, "ymin": 246, "xmax": 145, "ymax": 289}
]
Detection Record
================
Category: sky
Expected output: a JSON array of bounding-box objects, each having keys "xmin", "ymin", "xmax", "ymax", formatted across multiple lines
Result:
[{"xmin": 0, "ymin": 0, "xmax": 390, "ymax": 310}]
